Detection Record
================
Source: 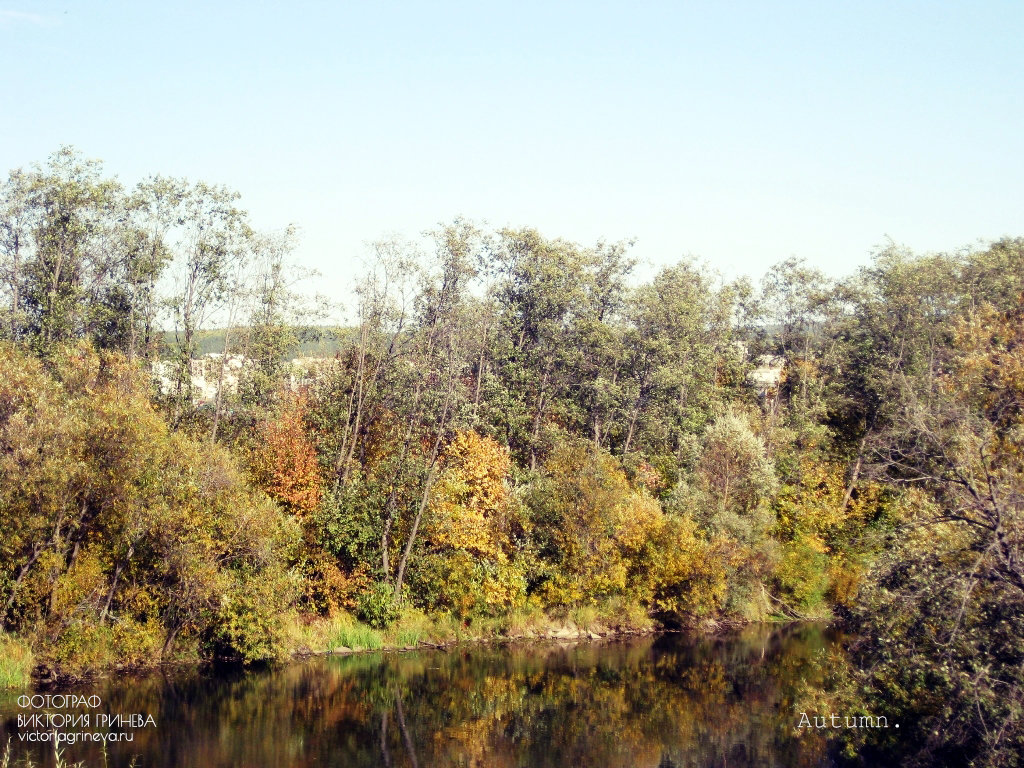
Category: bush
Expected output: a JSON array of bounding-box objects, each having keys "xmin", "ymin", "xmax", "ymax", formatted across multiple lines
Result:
[
  {"xmin": 201, "ymin": 568, "xmax": 296, "ymax": 665},
  {"xmin": 774, "ymin": 533, "xmax": 830, "ymax": 613},
  {"xmin": 356, "ymin": 581, "xmax": 401, "ymax": 629}
]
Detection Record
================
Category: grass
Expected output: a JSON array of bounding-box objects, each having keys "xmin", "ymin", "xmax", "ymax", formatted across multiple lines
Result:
[
  {"xmin": 387, "ymin": 608, "xmax": 434, "ymax": 647},
  {"xmin": 1, "ymin": 737, "xmax": 100, "ymax": 768},
  {"xmin": 569, "ymin": 597, "xmax": 656, "ymax": 634},
  {"xmin": 0, "ymin": 633, "xmax": 33, "ymax": 690},
  {"xmin": 289, "ymin": 597, "xmax": 659, "ymax": 659},
  {"xmin": 323, "ymin": 614, "xmax": 384, "ymax": 651}
]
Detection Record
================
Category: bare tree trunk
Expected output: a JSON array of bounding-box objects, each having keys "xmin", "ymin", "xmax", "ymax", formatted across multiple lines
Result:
[
  {"xmin": 393, "ymin": 372, "xmax": 455, "ymax": 596},
  {"xmin": 840, "ymin": 435, "xmax": 868, "ymax": 512},
  {"xmin": 393, "ymin": 465, "xmax": 439, "ymax": 598},
  {"xmin": 528, "ymin": 369, "xmax": 550, "ymax": 471},
  {"xmin": 332, "ymin": 335, "xmax": 364, "ymax": 488},
  {"xmin": 99, "ymin": 543, "xmax": 134, "ymax": 624},
  {"xmin": 1, "ymin": 545, "xmax": 44, "ymax": 626},
  {"xmin": 471, "ymin": 314, "xmax": 490, "ymax": 420},
  {"xmin": 9, "ymin": 232, "xmax": 20, "ymax": 339},
  {"xmin": 623, "ymin": 405, "xmax": 640, "ymax": 454}
]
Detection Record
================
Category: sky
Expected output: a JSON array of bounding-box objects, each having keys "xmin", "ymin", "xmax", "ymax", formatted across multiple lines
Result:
[{"xmin": 2, "ymin": 1, "xmax": 1023, "ymax": 308}]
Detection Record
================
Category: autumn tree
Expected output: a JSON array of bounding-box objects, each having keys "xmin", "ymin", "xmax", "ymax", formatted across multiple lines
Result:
[
  {"xmin": 848, "ymin": 296, "xmax": 1024, "ymax": 765},
  {"xmin": 249, "ymin": 393, "xmax": 324, "ymax": 516},
  {"xmin": 0, "ymin": 343, "xmax": 299, "ymax": 669},
  {"xmin": 410, "ymin": 430, "xmax": 526, "ymax": 617}
]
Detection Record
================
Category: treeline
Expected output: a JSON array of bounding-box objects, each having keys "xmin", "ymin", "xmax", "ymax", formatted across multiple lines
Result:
[{"xmin": 2, "ymin": 149, "xmax": 1022, "ymax": 765}]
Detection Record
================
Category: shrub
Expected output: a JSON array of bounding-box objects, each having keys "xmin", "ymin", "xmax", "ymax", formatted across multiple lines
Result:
[
  {"xmin": 201, "ymin": 567, "xmax": 297, "ymax": 665},
  {"xmin": 356, "ymin": 581, "xmax": 401, "ymax": 629}
]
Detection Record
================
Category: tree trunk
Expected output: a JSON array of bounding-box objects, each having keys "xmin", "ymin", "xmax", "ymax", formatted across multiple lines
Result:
[{"xmin": 840, "ymin": 435, "xmax": 868, "ymax": 512}]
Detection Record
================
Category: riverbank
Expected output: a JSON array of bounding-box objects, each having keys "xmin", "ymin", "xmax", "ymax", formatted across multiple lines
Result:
[
  {"xmin": 0, "ymin": 633, "xmax": 33, "ymax": 690},
  {"xmin": 3, "ymin": 603, "xmax": 688, "ymax": 690},
  {"xmin": 291, "ymin": 601, "xmax": 663, "ymax": 658},
  {"xmin": 6, "ymin": 597, "xmax": 817, "ymax": 690}
]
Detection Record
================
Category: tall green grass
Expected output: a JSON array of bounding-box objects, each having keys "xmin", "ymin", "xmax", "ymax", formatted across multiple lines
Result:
[
  {"xmin": 325, "ymin": 615, "xmax": 384, "ymax": 651},
  {"xmin": 0, "ymin": 633, "xmax": 33, "ymax": 690}
]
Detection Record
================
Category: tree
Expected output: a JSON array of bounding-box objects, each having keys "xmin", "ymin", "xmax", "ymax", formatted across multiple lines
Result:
[
  {"xmin": 249, "ymin": 393, "xmax": 324, "ymax": 517},
  {"xmin": 0, "ymin": 343, "xmax": 299, "ymax": 670},
  {"xmin": 849, "ymin": 296, "xmax": 1024, "ymax": 766},
  {"xmin": 159, "ymin": 180, "xmax": 253, "ymax": 418},
  {"xmin": 411, "ymin": 430, "xmax": 526, "ymax": 617},
  {"xmin": 616, "ymin": 261, "xmax": 737, "ymax": 472}
]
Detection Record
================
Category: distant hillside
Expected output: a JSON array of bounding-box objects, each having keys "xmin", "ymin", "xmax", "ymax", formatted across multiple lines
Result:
[{"xmin": 160, "ymin": 326, "xmax": 357, "ymax": 359}]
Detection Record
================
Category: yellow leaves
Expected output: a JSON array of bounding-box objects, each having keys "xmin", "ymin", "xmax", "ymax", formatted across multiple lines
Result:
[
  {"xmin": 647, "ymin": 516, "xmax": 727, "ymax": 618},
  {"xmin": 417, "ymin": 430, "xmax": 524, "ymax": 617},
  {"xmin": 534, "ymin": 440, "xmax": 695, "ymax": 610},
  {"xmin": 614, "ymin": 492, "xmax": 662, "ymax": 553},
  {"xmin": 49, "ymin": 549, "xmax": 107, "ymax": 626},
  {"xmin": 949, "ymin": 298, "xmax": 1024, "ymax": 450},
  {"xmin": 772, "ymin": 458, "xmax": 858, "ymax": 543},
  {"xmin": 429, "ymin": 499, "xmax": 501, "ymax": 558},
  {"xmin": 442, "ymin": 430, "xmax": 512, "ymax": 510},
  {"xmin": 775, "ymin": 532, "xmax": 830, "ymax": 611},
  {"xmin": 427, "ymin": 430, "xmax": 512, "ymax": 556},
  {"xmin": 826, "ymin": 556, "xmax": 865, "ymax": 610}
]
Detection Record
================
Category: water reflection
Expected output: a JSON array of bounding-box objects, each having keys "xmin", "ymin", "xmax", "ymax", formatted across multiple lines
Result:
[{"xmin": 1, "ymin": 624, "xmax": 838, "ymax": 767}]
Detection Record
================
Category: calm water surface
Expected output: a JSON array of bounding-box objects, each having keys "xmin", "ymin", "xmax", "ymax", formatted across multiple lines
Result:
[{"xmin": 1, "ymin": 624, "xmax": 840, "ymax": 767}]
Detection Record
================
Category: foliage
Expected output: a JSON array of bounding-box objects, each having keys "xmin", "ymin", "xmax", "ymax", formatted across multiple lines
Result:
[
  {"xmin": 356, "ymin": 582, "xmax": 401, "ymax": 630},
  {"xmin": 247, "ymin": 392, "xmax": 323, "ymax": 516},
  {"xmin": 411, "ymin": 430, "xmax": 527, "ymax": 618},
  {"xmin": 847, "ymin": 296, "xmax": 1024, "ymax": 766},
  {"xmin": 0, "ymin": 343, "xmax": 298, "ymax": 670},
  {"xmin": 6, "ymin": 147, "xmax": 1024, "ymax": 768},
  {"xmin": 684, "ymin": 411, "xmax": 779, "ymax": 617},
  {"xmin": 201, "ymin": 566, "xmax": 296, "ymax": 665}
]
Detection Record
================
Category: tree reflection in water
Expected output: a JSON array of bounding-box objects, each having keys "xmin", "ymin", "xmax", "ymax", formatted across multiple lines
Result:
[{"xmin": 1, "ymin": 624, "xmax": 839, "ymax": 768}]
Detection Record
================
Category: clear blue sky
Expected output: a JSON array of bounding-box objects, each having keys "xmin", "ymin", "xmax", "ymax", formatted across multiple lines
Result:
[{"xmin": 2, "ymin": 1, "xmax": 1023, "ymax": 304}]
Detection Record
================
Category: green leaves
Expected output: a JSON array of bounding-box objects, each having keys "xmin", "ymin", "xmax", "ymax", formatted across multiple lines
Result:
[{"xmin": 0, "ymin": 344, "xmax": 299, "ymax": 669}]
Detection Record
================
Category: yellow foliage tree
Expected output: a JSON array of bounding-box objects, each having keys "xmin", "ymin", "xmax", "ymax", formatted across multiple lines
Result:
[
  {"xmin": 416, "ymin": 430, "xmax": 526, "ymax": 617},
  {"xmin": 531, "ymin": 440, "xmax": 722, "ymax": 619},
  {"xmin": 0, "ymin": 343, "xmax": 299, "ymax": 670}
]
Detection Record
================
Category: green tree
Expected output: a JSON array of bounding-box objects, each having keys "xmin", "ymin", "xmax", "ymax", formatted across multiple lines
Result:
[{"xmin": 0, "ymin": 343, "xmax": 298, "ymax": 670}]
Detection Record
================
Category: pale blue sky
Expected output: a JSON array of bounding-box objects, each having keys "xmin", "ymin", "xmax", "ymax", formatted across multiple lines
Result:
[{"xmin": 2, "ymin": 1, "xmax": 1023, "ymax": 304}]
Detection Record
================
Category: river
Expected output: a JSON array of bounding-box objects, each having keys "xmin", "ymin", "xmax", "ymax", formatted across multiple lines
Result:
[{"xmin": 1, "ymin": 623, "xmax": 841, "ymax": 767}]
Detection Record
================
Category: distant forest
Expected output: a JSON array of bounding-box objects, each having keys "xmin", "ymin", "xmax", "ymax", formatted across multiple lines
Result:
[
  {"xmin": 2, "ymin": 148, "xmax": 1022, "ymax": 766},
  {"xmin": 164, "ymin": 327, "xmax": 353, "ymax": 358}
]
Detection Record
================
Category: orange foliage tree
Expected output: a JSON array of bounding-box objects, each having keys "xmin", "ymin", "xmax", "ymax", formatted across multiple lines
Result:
[{"xmin": 249, "ymin": 393, "xmax": 324, "ymax": 517}]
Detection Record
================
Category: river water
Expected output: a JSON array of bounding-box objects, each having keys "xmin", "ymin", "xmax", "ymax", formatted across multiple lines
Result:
[{"xmin": 1, "ymin": 623, "xmax": 841, "ymax": 767}]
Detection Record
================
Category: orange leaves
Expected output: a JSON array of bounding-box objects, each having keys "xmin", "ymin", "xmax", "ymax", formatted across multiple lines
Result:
[{"xmin": 249, "ymin": 394, "xmax": 324, "ymax": 516}]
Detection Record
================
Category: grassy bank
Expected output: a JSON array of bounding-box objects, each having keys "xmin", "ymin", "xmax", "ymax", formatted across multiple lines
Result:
[
  {"xmin": 2, "ymin": 601, "xmax": 665, "ymax": 687},
  {"xmin": 292, "ymin": 599, "xmax": 658, "ymax": 657},
  {"xmin": 4, "ymin": 596, "xmax": 814, "ymax": 688}
]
